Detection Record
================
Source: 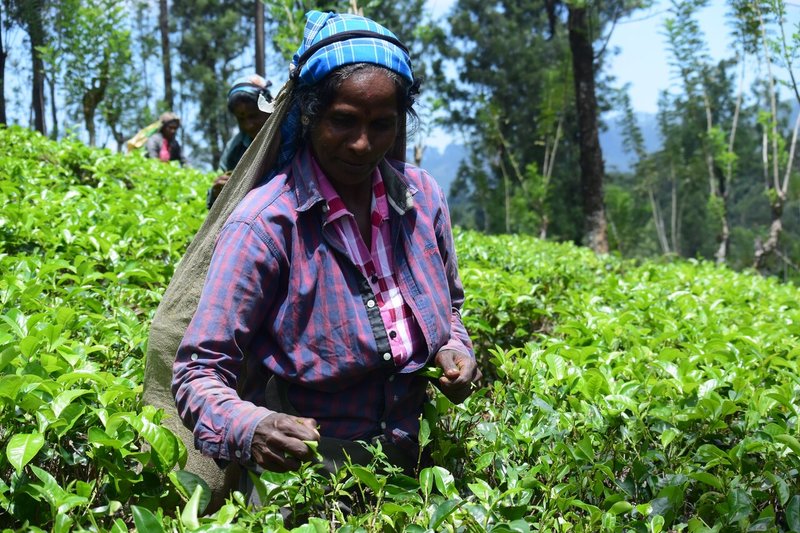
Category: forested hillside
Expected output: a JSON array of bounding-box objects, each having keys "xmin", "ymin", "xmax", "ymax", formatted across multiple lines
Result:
[
  {"xmin": 3, "ymin": 125, "xmax": 800, "ymax": 531},
  {"xmin": 3, "ymin": 0, "xmax": 799, "ymax": 275}
]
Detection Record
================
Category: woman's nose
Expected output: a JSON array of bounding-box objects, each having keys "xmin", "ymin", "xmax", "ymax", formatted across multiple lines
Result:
[{"xmin": 349, "ymin": 128, "xmax": 371, "ymax": 153}]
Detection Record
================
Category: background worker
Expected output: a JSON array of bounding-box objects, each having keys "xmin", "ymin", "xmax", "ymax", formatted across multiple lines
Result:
[
  {"xmin": 145, "ymin": 111, "xmax": 188, "ymax": 166},
  {"xmin": 207, "ymin": 75, "xmax": 273, "ymax": 209}
]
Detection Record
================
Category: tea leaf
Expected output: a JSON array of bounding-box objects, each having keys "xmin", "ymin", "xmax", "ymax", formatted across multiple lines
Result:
[{"xmin": 6, "ymin": 432, "xmax": 44, "ymax": 473}]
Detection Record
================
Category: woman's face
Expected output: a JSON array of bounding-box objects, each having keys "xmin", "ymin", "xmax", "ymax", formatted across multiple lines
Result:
[
  {"xmin": 309, "ymin": 69, "xmax": 398, "ymax": 190},
  {"xmin": 162, "ymin": 121, "xmax": 179, "ymax": 140},
  {"xmin": 231, "ymin": 99, "xmax": 268, "ymax": 140}
]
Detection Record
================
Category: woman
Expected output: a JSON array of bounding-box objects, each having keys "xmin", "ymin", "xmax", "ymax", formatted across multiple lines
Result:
[
  {"xmin": 207, "ymin": 75, "xmax": 273, "ymax": 209},
  {"xmin": 145, "ymin": 111, "xmax": 188, "ymax": 166},
  {"xmin": 172, "ymin": 11, "xmax": 478, "ymax": 483}
]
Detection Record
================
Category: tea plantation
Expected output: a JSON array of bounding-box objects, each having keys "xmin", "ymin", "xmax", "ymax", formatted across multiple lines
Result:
[{"xmin": 2, "ymin": 125, "xmax": 800, "ymax": 532}]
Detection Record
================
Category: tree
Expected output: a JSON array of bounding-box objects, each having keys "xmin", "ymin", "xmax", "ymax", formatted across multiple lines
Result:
[
  {"xmin": 434, "ymin": 0, "xmax": 585, "ymax": 240},
  {"xmin": 159, "ymin": 0, "xmax": 173, "ymax": 109},
  {"xmin": 615, "ymin": 89, "xmax": 674, "ymax": 254},
  {"xmin": 567, "ymin": 3, "xmax": 608, "ymax": 252},
  {"xmin": 267, "ymin": 0, "xmax": 352, "ymax": 62},
  {"xmin": 10, "ymin": 0, "xmax": 47, "ymax": 134},
  {"xmin": 0, "ymin": 0, "xmax": 9, "ymax": 125},
  {"xmin": 746, "ymin": 0, "xmax": 800, "ymax": 271},
  {"xmin": 173, "ymin": 0, "xmax": 251, "ymax": 168},
  {"xmin": 40, "ymin": 0, "xmax": 133, "ymax": 147},
  {"xmin": 663, "ymin": 0, "xmax": 745, "ymax": 265},
  {"xmin": 130, "ymin": 0, "xmax": 161, "ymax": 124},
  {"xmin": 256, "ymin": 0, "xmax": 265, "ymax": 76}
]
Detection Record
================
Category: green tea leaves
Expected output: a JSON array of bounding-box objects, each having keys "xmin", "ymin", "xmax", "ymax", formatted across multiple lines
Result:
[{"xmin": 418, "ymin": 365, "xmax": 444, "ymax": 379}]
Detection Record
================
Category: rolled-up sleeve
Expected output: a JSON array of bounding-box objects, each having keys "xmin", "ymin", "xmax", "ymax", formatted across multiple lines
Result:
[{"xmin": 172, "ymin": 219, "xmax": 280, "ymax": 464}]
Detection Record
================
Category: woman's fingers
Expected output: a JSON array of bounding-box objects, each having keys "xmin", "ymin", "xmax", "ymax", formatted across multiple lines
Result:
[
  {"xmin": 251, "ymin": 413, "xmax": 320, "ymax": 471},
  {"xmin": 434, "ymin": 349, "xmax": 481, "ymax": 404}
]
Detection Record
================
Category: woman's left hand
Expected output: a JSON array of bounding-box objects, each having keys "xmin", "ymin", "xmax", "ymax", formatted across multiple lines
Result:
[{"xmin": 433, "ymin": 349, "xmax": 481, "ymax": 404}]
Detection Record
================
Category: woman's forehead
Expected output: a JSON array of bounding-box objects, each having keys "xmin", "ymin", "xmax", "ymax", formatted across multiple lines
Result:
[{"xmin": 328, "ymin": 70, "xmax": 398, "ymax": 110}]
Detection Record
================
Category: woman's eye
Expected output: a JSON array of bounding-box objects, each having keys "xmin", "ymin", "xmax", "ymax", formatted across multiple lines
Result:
[
  {"xmin": 373, "ymin": 119, "xmax": 396, "ymax": 131},
  {"xmin": 330, "ymin": 115, "xmax": 355, "ymax": 127}
]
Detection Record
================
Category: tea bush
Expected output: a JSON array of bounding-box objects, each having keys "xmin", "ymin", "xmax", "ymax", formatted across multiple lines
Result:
[{"xmin": 2, "ymin": 126, "xmax": 800, "ymax": 532}]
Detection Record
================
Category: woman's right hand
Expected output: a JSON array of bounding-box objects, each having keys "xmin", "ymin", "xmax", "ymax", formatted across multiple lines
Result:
[
  {"xmin": 250, "ymin": 413, "xmax": 320, "ymax": 472},
  {"xmin": 211, "ymin": 173, "xmax": 231, "ymax": 197}
]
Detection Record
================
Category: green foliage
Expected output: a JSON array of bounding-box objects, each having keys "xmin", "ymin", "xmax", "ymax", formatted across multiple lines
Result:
[
  {"xmin": 38, "ymin": 0, "xmax": 135, "ymax": 147},
  {"xmin": 439, "ymin": 0, "xmax": 584, "ymax": 241},
  {"xmin": 0, "ymin": 125, "xmax": 207, "ymax": 529},
  {"xmin": 5, "ymin": 126, "xmax": 800, "ymax": 530}
]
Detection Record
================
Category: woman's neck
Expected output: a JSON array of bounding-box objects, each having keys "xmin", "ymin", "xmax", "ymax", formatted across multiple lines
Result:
[{"xmin": 335, "ymin": 179, "xmax": 372, "ymax": 215}]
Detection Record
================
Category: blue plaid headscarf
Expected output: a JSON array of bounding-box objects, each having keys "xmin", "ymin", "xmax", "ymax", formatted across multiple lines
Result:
[{"xmin": 275, "ymin": 10, "xmax": 414, "ymax": 170}]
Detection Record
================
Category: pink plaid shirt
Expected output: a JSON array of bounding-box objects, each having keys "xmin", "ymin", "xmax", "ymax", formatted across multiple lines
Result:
[
  {"xmin": 311, "ymin": 157, "xmax": 423, "ymax": 368},
  {"xmin": 173, "ymin": 146, "xmax": 473, "ymax": 464}
]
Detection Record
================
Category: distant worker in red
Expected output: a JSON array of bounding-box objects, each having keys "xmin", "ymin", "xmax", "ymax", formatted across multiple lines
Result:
[{"xmin": 145, "ymin": 111, "xmax": 188, "ymax": 166}]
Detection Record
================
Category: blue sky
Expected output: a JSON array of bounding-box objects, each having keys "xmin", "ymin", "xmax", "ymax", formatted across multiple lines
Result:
[
  {"xmin": 428, "ymin": 0, "xmax": 800, "ymax": 114},
  {"xmin": 606, "ymin": 0, "xmax": 800, "ymax": 113}
]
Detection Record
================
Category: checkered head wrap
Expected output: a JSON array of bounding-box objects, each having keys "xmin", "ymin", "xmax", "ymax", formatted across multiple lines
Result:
[{"xmin": 275, "ymin": 10, "xmax": 414, "ymax": 169}]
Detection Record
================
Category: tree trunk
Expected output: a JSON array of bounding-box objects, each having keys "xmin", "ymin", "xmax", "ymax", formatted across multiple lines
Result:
[
  {"xmin": 82, "ymin": 54, "xmax": 111, "ymax": 147},
  {"xmin": 160, "ymin": 0, "xmax": 174, "ymax": 108},
  {"xmin": 47, "ymin": 75, "xmax": 58, "ymax": 139},
  {"xmin": 568, "ymin": 5, "xmax": 607, "ymax": 254},
  {"xmin": 0, "ymin": 17, "xmax": 6, "ymax": 125},
  {"xmin": 754, "ymin": 200, "xmax": 783, "ymax": 270},
  {"xmin": 716, "ymin": 57, "xmax": 745, "ymax": 265},
  {"xmin": 670, "ymin": 164, "xmax": 680, "ymax": 255},
  {"xmin": 414, "ymin": 140, "xmax": 424, "ymax": 167},
  {"xmin": 255, "ymin": 0, "xmax": 265, "ymax": 77},
  {"xmin": 648, "ymin": 186, "xmax": 670, "ymax": 254},
  {"xmin": 27, "ymin": 2, "xmax": 47, "ymax": 135}
]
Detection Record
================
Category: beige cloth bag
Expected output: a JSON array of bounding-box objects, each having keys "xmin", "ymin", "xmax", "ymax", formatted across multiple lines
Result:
[
  {"xmin": 143, "ymin": 77, "xmax": 408, "ymax": 513},
  {"xmin": 142, "ymin": 80, "xmax": 294, "ymax": 512}
]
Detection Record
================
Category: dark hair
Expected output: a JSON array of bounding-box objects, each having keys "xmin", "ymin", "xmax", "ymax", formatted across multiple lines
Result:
[{"xmin": 294, "ymin": 63, "xmax": 421, "ymax": 142}]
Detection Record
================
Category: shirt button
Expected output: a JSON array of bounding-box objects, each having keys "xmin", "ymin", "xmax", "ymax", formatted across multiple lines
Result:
[
  {"xmin": 367, "ymin": 299, "xmax": 376, "ymax": 308},
  {"xmin": 380, "ymin": 421, "xmax": 387, "ymax": 430},
  {"xmin": 382, "ymin": 352, "xmax": 391, "ymax": 361},
  {"xmin": 322, "ymin": 204, "xmax": 329, "ymax": 213},
  {"xmin": 234, "ymin": 450, "xmax": 241, "ymax": 458},
  {"xmin": 190, "ymin": 353, "xmax": 198, "ymax": 361},
  {"xmin": 388, "ymin": 375, "xmax": 395, "ymax": 382},
  {"xmin": 389, "ymin": 330, "xmax": 397, "ymax": 339},
  {"xmin": 393, "ymin": 395, "xmax": 399, "ymax": 401}
]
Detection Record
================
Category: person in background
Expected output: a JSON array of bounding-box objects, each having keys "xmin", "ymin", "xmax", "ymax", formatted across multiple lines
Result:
[
  {"xmin": 207, "ymin": 75, "xmax": 273, "ymax": 209},
  {"xmin": 145, "ymin": 111, "xmax": 188, "ymax": 166},
  {"xmin": 172, "ymin": 10, "xmax": 479, "ymax": 505}
]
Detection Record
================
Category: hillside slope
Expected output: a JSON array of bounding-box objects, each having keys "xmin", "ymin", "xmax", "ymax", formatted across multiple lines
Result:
[{"xmin": 3, "ymin": 126, "xmax": 800, "ymax": 531}]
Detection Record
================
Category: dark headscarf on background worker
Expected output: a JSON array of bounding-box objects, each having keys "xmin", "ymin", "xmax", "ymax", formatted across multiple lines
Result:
[{"xmin": 171, "ymin": 10, "xmax": 479, "ymax": 501}]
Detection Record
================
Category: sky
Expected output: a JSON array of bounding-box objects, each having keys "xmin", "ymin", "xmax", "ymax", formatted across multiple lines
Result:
[
  {"xmin": 606, "ymin": 0, "xmax": 800, "ymax": 114},
  {"xmin": 427, "ymin": 0, "xmax": 800, "ymax": 117}
]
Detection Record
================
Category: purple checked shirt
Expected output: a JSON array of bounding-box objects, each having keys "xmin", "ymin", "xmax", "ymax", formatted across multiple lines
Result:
[{"xmin": 172, "ymin": 147, "xmax": 473, "ymax": 465}]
